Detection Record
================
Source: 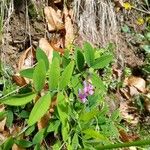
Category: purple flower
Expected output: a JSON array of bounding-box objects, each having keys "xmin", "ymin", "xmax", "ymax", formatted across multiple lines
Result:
[
  {"xmin": 78, "ymin": 89, "xmax": 87, "ymax": 103},
  {"xmin": 78, "ymin": 81, "xmax": 94, "ymax": 103},
  {"xmin": 83, "ymin": 81, "xmax": 94, "ymax": 95}
]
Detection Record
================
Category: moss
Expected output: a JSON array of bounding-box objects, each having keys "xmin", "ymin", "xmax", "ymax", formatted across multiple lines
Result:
[{"xmin": 28, "ymin": 2, "xmax": 37, "ymax": 19}]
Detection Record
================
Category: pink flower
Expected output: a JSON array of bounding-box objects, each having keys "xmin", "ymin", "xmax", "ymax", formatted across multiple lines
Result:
[
  {"xmin": 83, "ymin": 81, "xmax": 94, "ymax": 95},
  {"xmin": 78, "ymin": 81, "xmax": 94, "ymax": 103},
  {"xmin": 78, "ymin": 89, "xmax": 87, "ymax": 103}
]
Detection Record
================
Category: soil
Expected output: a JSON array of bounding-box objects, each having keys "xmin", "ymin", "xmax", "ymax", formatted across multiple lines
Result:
[
  {"xmin": 1, "ymin": 1, "xmax": 145, "ymax": 70},
  {"xmin": 2, "ymin": 1, "xmax": 45, "ymax": 70}
]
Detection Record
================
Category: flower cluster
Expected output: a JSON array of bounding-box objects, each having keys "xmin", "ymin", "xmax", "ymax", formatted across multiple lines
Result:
[{"xmin": 78, "ymin": 81, "xmax": 94, "ymax": 103}]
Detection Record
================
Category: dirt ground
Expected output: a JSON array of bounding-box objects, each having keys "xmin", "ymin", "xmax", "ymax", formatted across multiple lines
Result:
[{"xmin": 1, "ymin": 1, "xmax": 146, "ymax": 71}]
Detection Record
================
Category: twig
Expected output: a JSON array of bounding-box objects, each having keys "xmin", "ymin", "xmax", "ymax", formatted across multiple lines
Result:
[{"xmin": 132, "ymin": 6, "xmax": 150, "ymax": 15}]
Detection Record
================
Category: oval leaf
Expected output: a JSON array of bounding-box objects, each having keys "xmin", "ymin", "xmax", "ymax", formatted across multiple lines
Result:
[
  {"xmin": 49, "ymin": 57, "xmax": 60, "ymax": 91},
  {"xmin": 92, "ymin": 54, "xmax": 113, "ymax": 69},
  {"xmin": 3, "ymin": 137, "xmax": 14, "ymax": 150},
  {"xmin": 1, "ymin": 93, "xmax": 35, "ymax": 106},
  {"xmin": 33, "ymin": 128, "xmax": 46, "ymax": 144},
  {"xmin": 15, "ymin": 139, "xmax": 33, "ymax": 148},
  {"xmin": 28, "ymin": 93, "xmax": 51, "ymax": 126},
  {"xmin": 75, "ymin": 48, "xmax": 85, "ymax": 71},
  {"xmin": 83, "ymin": 129, "xmax": 109, "ymax": 141},
  {"xmin": 59, "ymin": 61, "xmax": 74, "ymax": 90},
  {"xmin": 84, "ymin": 42, "xmax": 94, "ymax": 67},
  {"xmin": 33, "ymin": 60, "xmax": 46, "ymax": 92},
  {"xmin": 20, "ymin": 68, "xmax": 34, "ymax": 79},
  {"xmin": 36, "ymin": 48, "xmax": 49, "ymax": 71},
  {"xmin": 91, "ymin": 73, "xmax": 106, "ymax": 93}
]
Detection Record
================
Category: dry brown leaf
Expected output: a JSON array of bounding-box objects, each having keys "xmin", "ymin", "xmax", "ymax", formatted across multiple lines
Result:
[
  {"xmin": 0, "ymin": 118, "xmax": 6, "ymax": 132},
  {"xmin": 12, "ymin": 75, "xmax": 27, "ymax": 87},
  {"xmin": 44, "ymin": 6, "xmax": 64, "ymax": 32},
  {"xmin": 37, "ymin": 112, "xmax": 50, "ymax": 130},
  {"xmin": 12, "ymin": 144, "xmax": 25, "ymax": 150},
  {"xmin": 114, "ymin": 0, "xmax": 124, "ymax": 7},
  {"xmin": 124, "ymin": 76, "xmax": 146, "ymax": 93},
  {"xmin": 64, "ymin": 7, "xmax": 74, "ymax": 47},
  {"xmin": 119, "ymin": 129, "xmax": 139, "ymax": 142},
  {"xmin": 112, "ymin": 65, "xmax": 123, "ymax": 80},
  {"xmin": 129, "ymin": 86, "xmax": 139, "ymax": 97},
  {"xmin": 0, "ymin": 105, "xmax": 6, "ymax": 132},
  {"xmin": 144, "ymin": 98, "xmax": 150, "ymax": 112},
  {"xmin": 18, "ymin": 46, "xmax": 36, "ymax": 71},
  {"xmin": 50, "ymin": 38, "xmax": 64, "ymax": 54},
  {"xmin": 119, "ymin": 102, "xmax": 139, "ymax": 126},
  {"xmin": 39, "ymin": 38, "xmax": 53, "ymax": 63}
]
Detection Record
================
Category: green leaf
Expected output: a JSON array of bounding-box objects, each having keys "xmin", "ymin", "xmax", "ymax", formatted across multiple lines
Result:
[
  {"xmin": 121, "ymin": 25, "xmax": 130, "ymax": 33},
  {"xmin": 34, "ymin": 144, "xmax": 41, "ymax": 150},
  {"xmin": 84, "ymin": 42, "xmax": 94, "ymax": 66},
  {"xmin": 0, "ymin": 111, "xmax": 7, "ymax": 120},
  {"xmin": 28, "ymin": 93, "xmax": 51, "ymax": 126},
  {"xmin": 15, "ymin": 139, "xmax": 33, "ymax": 148},
  {"xmin": 83, "ymin": 129, "xmax": 109, "ymax": 141},
  {"xmin": 36, "ymin": 48, "xmax": 49, "ymax": 71},
  {"xmin": 72, "ymin": 133, "xmax": 79, "ymax": 149},
  {"xmin": 6, "ymin": 110, "xmax": 13, "ymax": 128},
  {"xmin": 80, "ymin": 110, "xmax": 99, "ymax": 122},
  {"xmin": 1, "ymin": 93, "xmax": 35, "ymax": 106},
  {"xmin": 33, "ymin": 128, "xmax": 46, "ymax": 144},
  {"xmin": 19, "ymin": 110, "xmax": 30, "ymax": 119},
  {"xmin": 59, "ymin": 61, "xmax": 74, "ymax": 90},
  {"xmin": 20, "ymin": 68, "xmax": 34, "ymax": 79},
  {"xmin": 57, "ymin": 93, "xmax": 68, "ymax": 124},
  {"xmin": 92, "ymin": 54, "xmax": 113, "ymax": 69},
  {"xmin": 141, "ymin": 45, "xmax": 150, "ymax": 53},
  {"xmin": 47, "ymin": 120, "xmax": 60, "ymax": 133},
  {"xmin": 49, "ymin": 58, "xmax": 60, "ymax": 91},
  {"xmin": 25, "ymin": 125, "xmax": 35, "ymax": 136},
  {"xmin": 62, "ymin": 124, "xmax": 69, "ymax": 142},
  {"xmin": 75, "ymin": 48, "xmax": 85, "ymax": 71},
  {"xmin": 3, "ymin": 137, "xmax": 14, "ymax": 150},
  {"xmin": 33, "ymin": 60, "xmax": 46, "ymax": 92},
  {"xmin": 91, "ymin": 73, "xmax": 106, "ymax": 93}
]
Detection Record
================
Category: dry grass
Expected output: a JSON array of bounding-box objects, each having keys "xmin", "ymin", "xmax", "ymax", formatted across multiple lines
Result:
[{"xmin": 73, "ymin": 0, "xmax": 119, "ymax": 47}]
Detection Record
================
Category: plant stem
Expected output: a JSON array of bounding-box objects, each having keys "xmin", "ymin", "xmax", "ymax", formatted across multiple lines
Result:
[{"xmin": 98, "ymin": 139, "xmax": 150, "ymax": 149}]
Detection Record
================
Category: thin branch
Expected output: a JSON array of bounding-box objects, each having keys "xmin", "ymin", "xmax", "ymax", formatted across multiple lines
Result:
[{"xmin": 132, "ymin": 6, "xmax": 150, "ymax": 15}]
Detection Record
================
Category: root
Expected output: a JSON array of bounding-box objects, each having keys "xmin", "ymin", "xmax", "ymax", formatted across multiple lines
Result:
[{"xmin": 73, "ymin": 0, "xmax": 118, "ymax": 47}]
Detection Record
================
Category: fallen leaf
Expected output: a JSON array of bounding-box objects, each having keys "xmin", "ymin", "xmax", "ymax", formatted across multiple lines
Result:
[
  {"xmin": 114, "ymin": 0, "xmax": 123, "ymax": 8},
  {"xmin": 12, "ymin": 75, "xmax": 27, "ymax": 87},
  {"xmin": 124, "ymin": 76, "xmax": 146, "ymax": 93},
  {"xmin": 37, "ymin": 112, "xmax": 50, "ymax": 130},
  {"xmin": 64, "ymin": 7, "xmax": 74, "ymax": 47},
  {"xmin": 119, "ymin": 129, "xmax": 139, "ymax": 142},
  {"xmin": 12, "ymin": 144, "xmax": 25, "ymax": 150},
  {"xmin": 0, "ymin": 118, "xmax": 6, "ymax": 132},
  {"xmin": 119, "ymin": 102, "xmax": 139, "ymax": 126},
  {"xmin": 129, "ymin": 86, "xmax": 139, "ymax": 97},
  {"xmin": 39, "ymin": 38, "xmax": 53, "ymax": 62},
  {"xmin": 112, "ymin": 66, "xmax": 123, "ymax": 80},
  {"xmin": 44, "ymin": 6, "xmax": 64, "ymax": 32},
  {"xmin": 18, "ymin": 46, "xmax": 36, "ymax": 71},
  {"xmin": 50, "ymin": 38, "xmax": 64, "ymax": 54},
  {"xmin": 0, "ymin": 105, "xmax": 6, "ymax": 132},
  {"xmin": 144, "ymin": 98, "xmax": 150, "ymax": 112}
]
